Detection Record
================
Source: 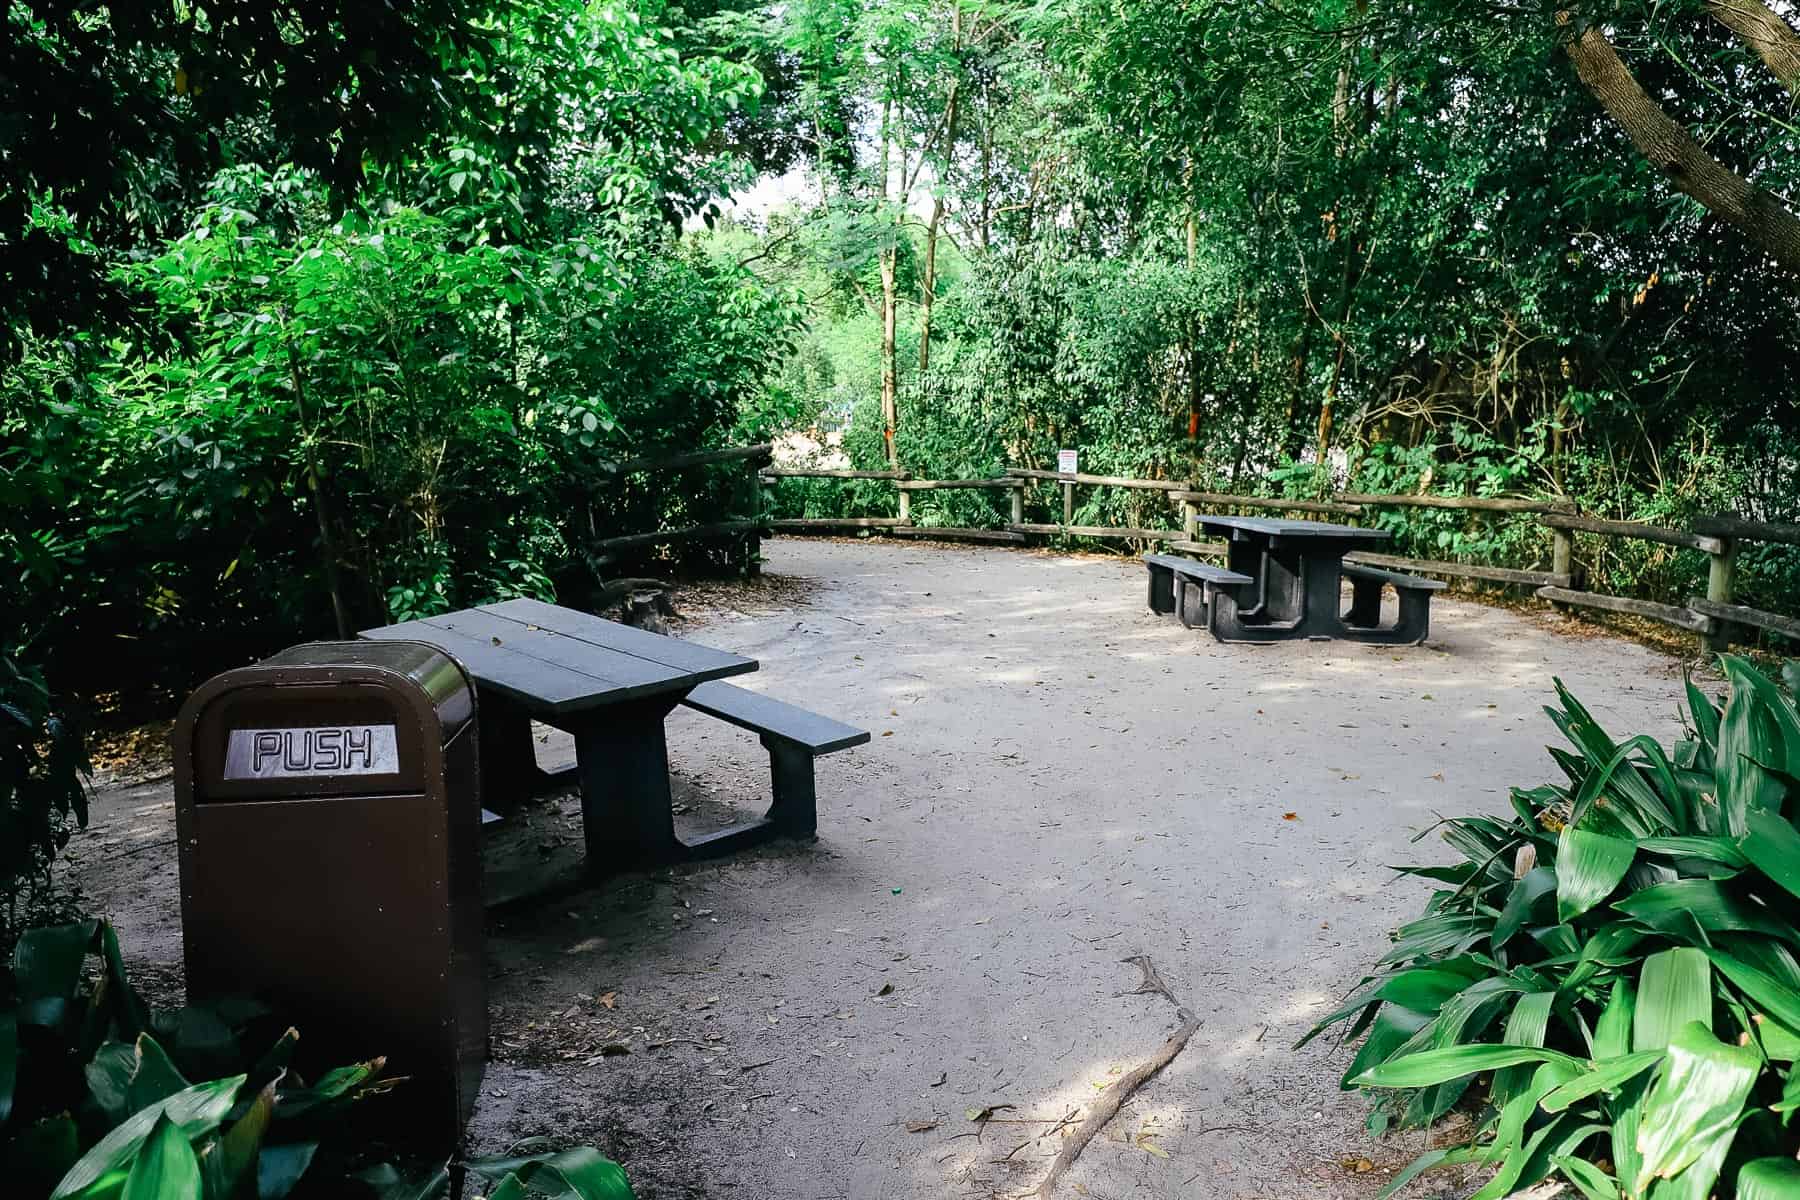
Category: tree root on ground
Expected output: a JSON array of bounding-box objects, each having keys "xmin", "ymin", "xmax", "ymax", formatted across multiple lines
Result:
[{"xmin": 1032, "ymin": 956, "xmax": 1202, "ymax": 1198}]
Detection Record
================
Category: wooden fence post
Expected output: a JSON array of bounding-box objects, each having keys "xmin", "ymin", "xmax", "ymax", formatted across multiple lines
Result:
[
  {"xmin": 1705, "ymin": 536, "xmax": 1737, "ymax": 653},
  {"xmin": 1062, "ymin": 480, "xmax": 1074, "ymax": 527},
  {"xmin": 1010, "ymin": 482, "xmax": 1024, "ymax": 526},
  {"xmin": 897, "ymin": 484, "xmax": 911, "ymax": 526}
]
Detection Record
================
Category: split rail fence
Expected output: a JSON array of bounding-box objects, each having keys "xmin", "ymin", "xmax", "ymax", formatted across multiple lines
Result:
[{"xmin": 762, "ymin": 461, "xmax": 1800, "ymax": 654}]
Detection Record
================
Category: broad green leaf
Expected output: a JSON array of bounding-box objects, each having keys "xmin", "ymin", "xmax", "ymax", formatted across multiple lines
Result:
[
  {"xmin": 1377, "ymin": 968, "xmax": 1473, "ymax": 1014},
  {"xmin": 1685, "ymin": 677, "xmax": 1721, "ymax": 755},
  {"xmin": 1558, "ymin": 827, "xmax": 1636, "ymax": 922},
  {"xmin": 127, "ymin": 1034, "xmax": 192, "ymax": 1114},
  {"xmin": 1634, "ymin": 948, "xmax": 1712, "ymax": 1051},
  {"xmin": 1716, "ymin": 655, "xmax": 1800, "ymax": 832},
  {"xmin": 1648, "ymin": 1115, "xmax": 1739, "ymax": 1200},
  {"xmin": 1469, "ymin": 1112, "xmax": 1565, "ymax": 1200},
  {"xmin": 1493, "ymin": 866, "xmax": 1556, "ymax": 950},
  {"xmin": 52, "ymin": 1075, "xmax": 245, "ymax": 1200},
  {"xmin": 1555, "ymin": 1153, "xmax": 1621, "ymax": 1200},
  {"xmin": 122, "ymin": 1114, "xmax": 201, "ymax": 1200},
  {"xmin": 1594, "ymin": 979, "xmax": 1635, "ymax": 1059},
  {"xmin": 14, "ymin": 920, "xmax": 99, "ymax": 1028},
  {"xmin": 201, "ymin": 1079, "xmax": 275, "ymax": 1200},
  {"xmin": 1487, "ymin": 1059, "xmax": 1579, "ymax": 1169},
  {"xmin": 1706, "ymin": 947, "xmax": 1800, "ymax": 1035},
  {"xmin": 1743, "ymin": 807, "xmax": 1800, "ymax": 903},
  {"xmin": 87, "ymin": 1042, "xmax": 140, "ymax": 1124},
  {"xmin": 1353, "ymin": 1043, "xmax": 1579, "ymax": 1088},
  {"xmin": 1630, "ymin": 1022, "xmax": 1758, "ymax": 1196},
  {"xmin": 1739, "ymin": 1157, "xmax": 1800, "ymax": 1200},
  {"xmin": 1538, "ymin": 1051, "xmax": 1662, "ymax": 1112},
  {"xmin": 1614, "ymin": 878, "xmax": 1797, "ymax": 944},
  {"xmin": 256, "ymin": 1142, "xmax": 319, "ymax": 1200},
  {"xmin": 1612, "ymin": 1081, "xmax": 1644, "ymax": 1194},
  {"xmin": 1637, "ymin": 836, "xmax": 1747, "ymax": 870},
  {"xmin": 467, "ymin": 1149, "xmax": 636, "ymax": 1200},
  {"xmin": 1340, "ymin": 1004, "xmax": 1430, "ymax": 1089}
]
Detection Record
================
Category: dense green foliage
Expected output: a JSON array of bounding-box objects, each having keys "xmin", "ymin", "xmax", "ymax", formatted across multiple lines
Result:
[
  {"xmin": 1306, "ymin": 658, "xmax": 1800, "ymax": 1198},
  {"xmin": 2, "ymin": 920, "xmax": 635, "ymax": 1199},
  {"xmin": 0, "ymin": 659, "xmax": 86, "ymax": 957},
  {"xmin": 4, "ymin": 0, "xmax": 801, "ymax": 704},
  {"xmin": 742, "ymin": 0, "xmax": 1800, "ymax": 612}
]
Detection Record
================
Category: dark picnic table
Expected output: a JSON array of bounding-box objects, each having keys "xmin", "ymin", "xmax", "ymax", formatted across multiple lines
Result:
[
  {"xmin": 1194, "ymin": 515, "xmax": 1393, "ymax": 642},
  {"xmin": 361, "ymin": 597, "xmax": 757, "ymax": 872}
]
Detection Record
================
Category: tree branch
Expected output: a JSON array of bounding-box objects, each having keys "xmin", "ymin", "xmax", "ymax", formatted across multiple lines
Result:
[
  {"xmin": 1705, "ymin": 0, "xmax": 1800, "ymax": 92},
  {"xmin": 1557, "ymin": 11, "xmax": 1800, "ymax": 273}
]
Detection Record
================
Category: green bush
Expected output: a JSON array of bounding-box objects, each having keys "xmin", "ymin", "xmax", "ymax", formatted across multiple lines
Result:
[
  {"xmin": 1306, "ymin": 656, "xmax": 1800, "ymax": 1199},
  {"xmin": 0, "ymin": 655, "xmax": 87, "ymax": 957},
  {"xmin": 2, "ymin": 920, "xmax": 636, "ymax": 1200}
]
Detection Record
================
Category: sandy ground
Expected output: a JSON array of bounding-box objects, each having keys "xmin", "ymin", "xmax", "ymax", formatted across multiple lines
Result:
[{"xmin": 72, "ymin": 536, "xmax": 1706, "ymax": 1200}]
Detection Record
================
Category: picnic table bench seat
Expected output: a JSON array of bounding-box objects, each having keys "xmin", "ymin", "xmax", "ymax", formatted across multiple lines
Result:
[
  {"xmin": 681, "ymin": 681, "xmax": 871, "ymax": 843},
  {"xmin": 1143, "ymin": 553, "xmax": 1254, "ymax": 629},
  {"xmin": 1340, "ymin": 561, "xmax": 1446, "ymax": 645}
]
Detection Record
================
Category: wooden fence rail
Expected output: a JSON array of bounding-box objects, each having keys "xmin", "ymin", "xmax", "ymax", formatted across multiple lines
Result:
[{"xmin": 758, "ymin": 460, "xmax": 1798, "ymax": 655}]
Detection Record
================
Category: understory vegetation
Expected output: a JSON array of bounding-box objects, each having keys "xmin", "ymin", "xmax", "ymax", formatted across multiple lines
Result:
[
  {"xmin": 1, "ymin": 919, "xmax": 633, "ymax": 1199},
  {"xmin": 1309, "ymin": 658, "xmax": 1800, "ymax": 1198},
  {"xmin": 742, "ymin": 0, "xmax": 1800, "ymax": 617}
]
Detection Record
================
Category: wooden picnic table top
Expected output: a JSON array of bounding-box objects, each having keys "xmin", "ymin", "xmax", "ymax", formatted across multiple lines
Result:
[
  {"xmin": 1194, "ymin": 514, "xmax": 1390, "ymax": 548},
  {"xmin": 360, "ymin": 597, "xmax": 757, "ymax": 716}
]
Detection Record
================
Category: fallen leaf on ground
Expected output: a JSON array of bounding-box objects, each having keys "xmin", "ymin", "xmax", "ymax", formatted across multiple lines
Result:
[
  {"xmin": 905, "ymin": 1119, "xmax": 939, "ymax": 1134},
  {"xmin": 876, "ymin": 983, "xmax": 894, "ymax": 997},
  {"xmin": 599, "ymin": 1043, "xmax": 630, "ymax": 1056},
  {"xmin": 1282, "ymin": 812, "xmax": 1299, "ymax": 821},
  {"xmin": 1341, "ymin": 1158, "xmax": 1374, "ymax": 1174},
  {"xmin": 930, "ymin": 1072, "xmax": 947, "ymax": 1087},
  {"xmin": 966, "ymin": 1104, "xmax": 1016, "ymax": 1122},
  {"xmin": 599, "ymin": 992, "xmax": 617, "ymax": 1010},
  {"xmin": 1137, "ymin": 1137, "xmax": 1170, "ymax": 1159}
]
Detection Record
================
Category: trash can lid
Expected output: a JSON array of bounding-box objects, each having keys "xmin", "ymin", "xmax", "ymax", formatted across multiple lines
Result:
[{"xmin": 259, "ymin": 640, "xmax": 475, "ymax": 735}]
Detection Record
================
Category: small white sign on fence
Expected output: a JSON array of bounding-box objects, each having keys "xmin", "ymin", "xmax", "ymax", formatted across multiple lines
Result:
[{"xmin": 1057, "ymin": 449, "xmax": 1078, "ymax": 476}]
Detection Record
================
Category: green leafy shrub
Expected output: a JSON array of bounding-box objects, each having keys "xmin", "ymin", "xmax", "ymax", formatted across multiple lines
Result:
[
  {"xmin": 0, "ymin": 655, "xmax": 87, "ymax": 957},
  {"xmin": 1306, "ymin": 656, "xmax": 1800, "ymax": 1199},
  {"xmin": 2, "ymin": 920, "xmax": 636, "ymax": 1200}
]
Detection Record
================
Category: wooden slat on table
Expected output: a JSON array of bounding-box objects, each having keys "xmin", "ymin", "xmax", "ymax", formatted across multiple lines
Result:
[{"xmin": 483, "ymin": 597, "xmax": 756, "ymax": 677}]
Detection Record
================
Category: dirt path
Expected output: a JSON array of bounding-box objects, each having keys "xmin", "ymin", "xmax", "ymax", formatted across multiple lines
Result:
[{"xmin": 72, "ymin": 536, "xmax": 1700, "ymax": 1199}]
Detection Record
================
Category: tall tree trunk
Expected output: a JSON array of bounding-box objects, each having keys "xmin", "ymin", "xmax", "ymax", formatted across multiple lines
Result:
[
  {"xmin": 979, "ymin": 95, "xmax": 994, "ymax": 251},
  {"xmin": 285, "ymin": 339, "xmax": 353, "ymax": 637},
  {"xmin": 878, "ymin": 94, "xmax": 899, "ymax": 468},
  {"xmin": 1559, "ymin": 12, "xmax": 1800, "ymax": 273},
  {"xmin": 1705, "ymin": 0, "xmax": 1800, "ymax": 91},
  {"xmin": 919, "ymin": 68, "xmax": 960, "ymax": 374}
]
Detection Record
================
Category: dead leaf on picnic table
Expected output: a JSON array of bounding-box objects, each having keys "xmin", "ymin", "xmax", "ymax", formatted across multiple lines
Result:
[{"xmin": 905, "ymin": 1118, "xmax": 939, "ymax": 1134}]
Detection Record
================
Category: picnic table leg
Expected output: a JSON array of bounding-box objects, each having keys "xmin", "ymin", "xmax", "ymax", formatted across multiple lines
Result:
[
  {"xmin": 478, "ymin": 693, "xmax": 573, "ymax": 812},
  {"xmin": 571, "ymin": 697, "xmax": 685, "ymax": 871},
  {"xmin": 1344, "ymin": 573, "xmax": 1383, "ymax": 628},
  {"xmin": 1298, "ymin": 553, "xmax": 1353, "ymax": 638},
  {"xmin": 1146, "ymin": 561, "xmax": 1175, "ymax": 615}
]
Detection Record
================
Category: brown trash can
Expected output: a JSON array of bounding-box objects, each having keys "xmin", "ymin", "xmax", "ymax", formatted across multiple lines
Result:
[{"xmin": 173, "ymin": 640, "xmax": 486, "ymax": 1146}]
